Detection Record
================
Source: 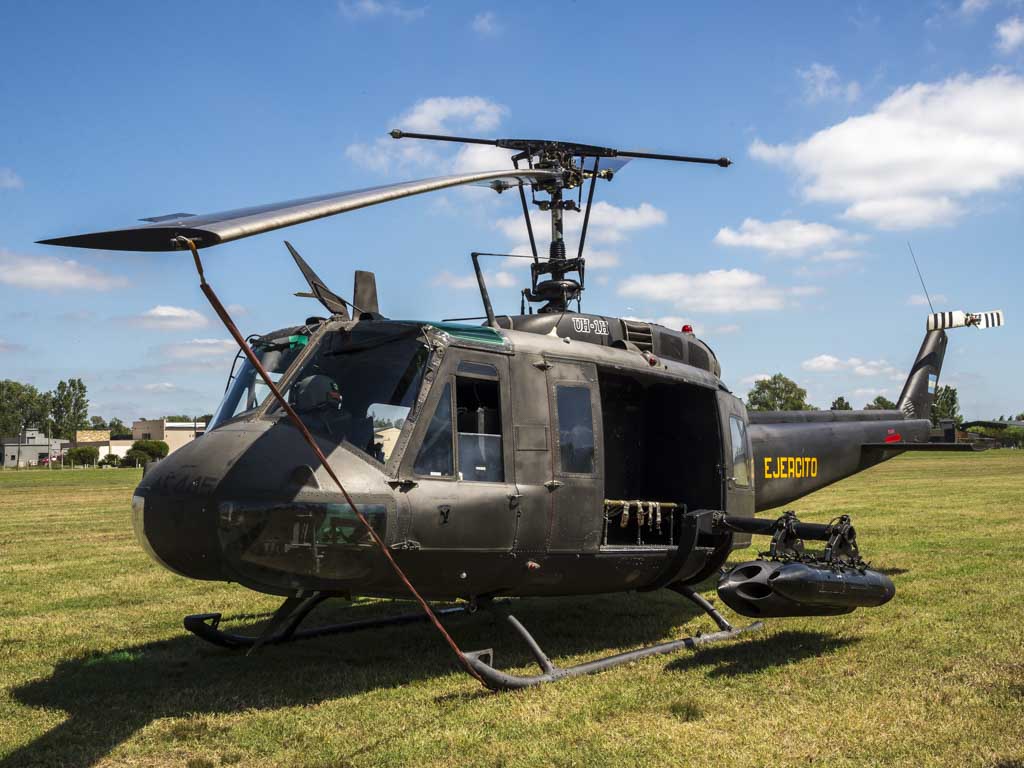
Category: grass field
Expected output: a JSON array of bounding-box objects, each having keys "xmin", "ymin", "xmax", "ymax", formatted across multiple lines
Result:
[{"xmin": 1, "ymin": 454, "xmax": 1022, "ymax": 768}]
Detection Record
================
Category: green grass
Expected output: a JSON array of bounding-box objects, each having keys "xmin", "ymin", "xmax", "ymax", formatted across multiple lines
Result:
[{"xmin": 1, "ymin": 455, "xmax": 1022, "ymax": 767}]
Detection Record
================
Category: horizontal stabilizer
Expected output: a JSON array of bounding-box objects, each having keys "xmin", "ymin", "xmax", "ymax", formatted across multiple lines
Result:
[
  {"xmin": 862, "ymin": 441, "xmax": 987, "ymax": 452},
  {"xmin": 927, "ymin": 310, "xmax": 1004, "ymax": 331}
]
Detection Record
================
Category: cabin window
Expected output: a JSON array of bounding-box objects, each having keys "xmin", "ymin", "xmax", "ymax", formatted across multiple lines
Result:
[
  {"xmin": 556, "ymin": 385, "xmax": 595, "ymax": 474},
  {"xmin": 457, "ymin": 360, "xmax": 498, "ymax": 377},
  {"xmin": 414, "ymin": 383, "xmax": 454, "ymax": 477},
  {"xmin": 729, "ymin": 415, "xmax": 751, "ymax": 486},
  {"xmin": 455, "ymin": 375, "xmax": 503, "ymax": 482}
]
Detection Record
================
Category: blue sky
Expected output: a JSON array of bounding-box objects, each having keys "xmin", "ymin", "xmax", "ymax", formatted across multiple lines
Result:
[{"xmin": 1, "ymin": 1, "xmax": 1021, "ymax": 421}]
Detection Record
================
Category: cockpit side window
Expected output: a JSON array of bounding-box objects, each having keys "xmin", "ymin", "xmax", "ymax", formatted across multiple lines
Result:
[
  {"xmin": 413, "ymin": 382, "xmax": 454, "ymax": 477},
  {"xmin": 412, "ymin": 365, "xmax": 506, "ymax": 483},
  {"xmin": 267, "ymin": 326, "xmax": 429, "ymax": 464}
]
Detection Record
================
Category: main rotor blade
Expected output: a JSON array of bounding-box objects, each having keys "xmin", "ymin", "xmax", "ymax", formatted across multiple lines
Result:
[{"xmin": 39, "ymin": 169, "xmax": 560, "ymax": 252}]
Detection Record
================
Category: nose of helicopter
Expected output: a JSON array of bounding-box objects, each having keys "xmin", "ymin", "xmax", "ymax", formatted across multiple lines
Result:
[
  {"xmin": 131, "ymin": 422, "xmax": 265, "ymax": 580},
  {"xmin": 131, "ymin": 419, "xmax": 391, "ymax": 584}
]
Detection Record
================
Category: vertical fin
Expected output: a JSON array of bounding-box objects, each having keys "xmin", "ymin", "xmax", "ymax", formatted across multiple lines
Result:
[{"xmin": 897, "ymin": 330, "xmax": 947, "ymax": 419}]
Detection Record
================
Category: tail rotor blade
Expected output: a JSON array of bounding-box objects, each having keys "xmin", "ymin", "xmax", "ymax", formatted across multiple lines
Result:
[{"xmin": 927, "ymin": 310, "xmax": 1005, "ymax": 331}]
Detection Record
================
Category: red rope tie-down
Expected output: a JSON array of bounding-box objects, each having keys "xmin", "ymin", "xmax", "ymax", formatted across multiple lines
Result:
[{"xmin": 179, "ymin": 237, "xmax": 485, "ymax": 687}]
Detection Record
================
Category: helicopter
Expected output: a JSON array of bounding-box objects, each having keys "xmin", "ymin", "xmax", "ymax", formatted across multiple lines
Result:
[{"xmin": 40, "ymin": 130, "xmax": 1005, "ymax": 690}]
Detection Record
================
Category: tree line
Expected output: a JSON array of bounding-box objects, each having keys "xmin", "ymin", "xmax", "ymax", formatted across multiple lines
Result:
[
  {"xmin": 745, "ymin": 372, "xmax": 969, "ymax": 426},
  {"xmin": 1, "ymin": 377, "xmax": 213, "ymax": 442},
  {"xmin": 0, "ymin": 378, "xmax": 92, "ymax": 440}
]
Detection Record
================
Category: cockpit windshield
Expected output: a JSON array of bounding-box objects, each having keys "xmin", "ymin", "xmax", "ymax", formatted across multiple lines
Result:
[
  {"xmin": 208, "ymin": 332, "xmax": 310, "ymax": 431},
  {"xmin": 267, "ymin": 324, "xmax": 430, "ymax": 464}
]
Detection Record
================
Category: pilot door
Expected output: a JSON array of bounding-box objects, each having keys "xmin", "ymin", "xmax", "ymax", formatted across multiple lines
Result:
[
  {"xmin": 545, "ymin": 358, "xmax": 604, "ymax": 553},
  {"xmin": 717, "ymin": 393, "xmax": 754, "ymax": 521},
  {"xmin": 401, "ymin": 352, "xmax": 518, "ymax": 551}
]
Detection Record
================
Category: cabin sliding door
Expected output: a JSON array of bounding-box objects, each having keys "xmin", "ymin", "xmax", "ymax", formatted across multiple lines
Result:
[{"xmin": 545, "ymin": 358, "xmax": 604, "ymax": 553}]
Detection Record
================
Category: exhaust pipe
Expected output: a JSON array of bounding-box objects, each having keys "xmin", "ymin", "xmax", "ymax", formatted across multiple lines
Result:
[{"xmin": 717, "ymin": 560, "xmax": 895, "ymax": 618}]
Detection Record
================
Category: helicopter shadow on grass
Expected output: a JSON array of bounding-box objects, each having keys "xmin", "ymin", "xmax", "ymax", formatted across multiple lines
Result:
[
  {"xmin": 666, "ymin": 629, "xmax": 859, "ymax": 678},
  {"xmin": 3, "ymin": 586, "xmax": 842, "ymax": 767}
]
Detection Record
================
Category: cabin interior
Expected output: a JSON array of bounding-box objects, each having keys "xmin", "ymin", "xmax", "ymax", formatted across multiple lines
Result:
[{"xmin": 598, "ymin": 369, "xmax": 722, "ymax": 547}]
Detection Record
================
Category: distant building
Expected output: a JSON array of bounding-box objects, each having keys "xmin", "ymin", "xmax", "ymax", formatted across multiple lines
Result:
[
  {"xmin": 73, "ymin": 429, "xmax": 134, "ymax": 461},
  {"xmin": 132, "ymin": 419, "xmax": 206, "ymax": 454},
  {"xmin": 1, "ymin": 427, "xmax": 67, "ymax": 468},
  {"xmin": 374, "ymin": 426, "xmax": 402, "ymax": 462}
]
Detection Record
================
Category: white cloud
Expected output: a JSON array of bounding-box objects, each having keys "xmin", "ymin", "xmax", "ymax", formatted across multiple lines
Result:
[
  {"xmin": 136, "ymin": 305, "xmax": 208, "ymax": 330},
  {"xmin": 961, "ymin": 0, "xmax": 990, "ymax": 14},
  {"xmin": 797, "ymin": 63, "xmax": 861, "ymax": 103},
  {"xmin": 0, "ymin": 168, "xmax": 23, "ymax": 189},
  {"xmin": 619, "ymin": 269, "xmax": 789, "ymax": 313},
  {"xmin": 741, "ymin": 373, "xmax": 771, "ymax": 386},
  {"xmin": 472, "ymin": 11, "xmax": 500, "ymax": 35},
  {"xmin": 338, "ymin": 0, "xmax": 425, "ymax": 21},
  {"xmin": 750, "ymin": 74, "xmax": 1024, "ymax": 229},
  {"xmin": 143, "ymin": 382, "xmax": 178, "ymax": 393},
  {"xmin": 802, "ymin": 354, "xmax": 902, "ymax": 379},
  {"xmin": 0, "ymin": 339, "xmax": 27, "ymax": 354},
  {"xmin": 433, "ymin": 269, "xmax": 516, "ymax": 290},
  {"xmin": 802, "ymin": 354, "xmax": 844, "ymax": 372},
  {"xmin": 854, "ymin": 387, "xmax": 891, "ymax": 399},
  {"xmin": 496, "ymin": 201, "xmax": 666, "ymax": 258},
  {"xmin": 451, "ymin": 143, "xmax": 517, "ymax": 174},
  {"xmin": 346, "ymin": 97, "xmax": 508, "ymax": 172},
  {"xmin": 0, "ymin": 249, "xmax": 128, "ymax": 291},
  {"xmin": 908, "ymin": 292, "xmax": 949, "ymax": 306},
  {"xmin": 996, "ymin": 17, "xmax": 1024, "ymax": 53},
  {"xmin": 582, "ymin": 249, "xmax": 620, "ymax": 268},
  {"xmin": 160, "ymin": 339, "xmax": 237, "ymax": 361},
  {"xmin": 401, "ymin": 96, "xmax": 506, "ymax": 134},
  {"xmin": 714, "ymin": 217, "xmax": 850, "ymax": 255}
]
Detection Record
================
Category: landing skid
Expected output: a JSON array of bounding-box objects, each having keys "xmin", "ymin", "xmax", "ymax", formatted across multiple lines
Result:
[
  {"xmin": 184, "ymin": 593, "xmax": 472, "ymax": 652},
  {"xmin": 184, "ymin": 586, "xmax": 761, "ymax": 691},
  {"xmin": 464, "ymin": 584, "xmax": 762, "ymax": 691}
]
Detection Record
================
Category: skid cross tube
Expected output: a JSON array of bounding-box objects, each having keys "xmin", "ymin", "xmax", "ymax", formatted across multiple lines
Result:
[
  {"xmin": 184, "ymin": 600, "xmax": 473, "ymax": 651},
  {"xmin": 463, "ymin": 585, "xmax": 762, "ymax": 691}
]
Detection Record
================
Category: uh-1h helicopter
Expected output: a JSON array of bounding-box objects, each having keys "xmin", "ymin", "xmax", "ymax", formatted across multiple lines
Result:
[{"xmin": 41, "ymin": 130, "xmax": 1005, "ymax": 690}]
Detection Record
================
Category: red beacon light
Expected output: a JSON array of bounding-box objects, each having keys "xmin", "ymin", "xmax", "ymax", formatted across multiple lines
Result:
[{"xmin": 681, "ymin": 324, "xmax": 694, "ymax": 334}]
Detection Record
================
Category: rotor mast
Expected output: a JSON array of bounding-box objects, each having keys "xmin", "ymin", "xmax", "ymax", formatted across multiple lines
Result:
[{"xmin": 391, "ymin": 129, "xmax": 731, "ymax": 314}]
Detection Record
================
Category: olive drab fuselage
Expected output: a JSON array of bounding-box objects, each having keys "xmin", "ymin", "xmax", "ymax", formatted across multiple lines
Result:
[{"xmin": 132, "ymin": 313, "xmax": 931, "ymax": 601}]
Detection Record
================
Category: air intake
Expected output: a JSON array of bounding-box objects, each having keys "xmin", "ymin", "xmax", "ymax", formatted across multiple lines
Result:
[{"xmin": 622, "ymin": 320, "xmax": 654, "ymax": 352}]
